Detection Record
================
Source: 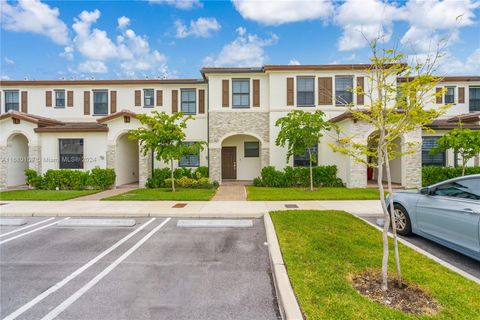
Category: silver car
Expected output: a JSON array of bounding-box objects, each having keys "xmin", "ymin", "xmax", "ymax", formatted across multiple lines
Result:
[{"xmin": 388, "ymin": 174, "xmax": 480, "ymax": 261}]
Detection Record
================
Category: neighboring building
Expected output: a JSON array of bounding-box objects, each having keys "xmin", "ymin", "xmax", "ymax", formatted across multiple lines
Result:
[{"xmin": 1, "ymin": 65, "xmax": 479, "ymax": 189}]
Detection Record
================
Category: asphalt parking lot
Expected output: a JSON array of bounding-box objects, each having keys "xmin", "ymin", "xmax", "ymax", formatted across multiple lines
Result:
[
  {"xmin": 358, "ymin": 215, "xmax": 480, "ymax": 279},
  {"xmin": 0, "ymin": 217, "xmax": 280, "ymax": 320}
]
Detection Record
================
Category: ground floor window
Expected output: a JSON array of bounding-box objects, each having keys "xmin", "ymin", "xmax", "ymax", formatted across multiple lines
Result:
[
  {"xmin": 422, "ymin": 137, "xmax": 445, "ymax": 166},
  {"xmin": 179, "ymin": 142, "xmax": 200, "ymax": 167},
  {"xmin": 244, "ymin": 141, "xmax": 259, "ymax": 157},
  {"xmin": 293, "ymin": 145, "xmax": 318, "ymax": 167},
  {"xmin": 59, "ymin": 139, "xmax": 84, "ymax": 169}
]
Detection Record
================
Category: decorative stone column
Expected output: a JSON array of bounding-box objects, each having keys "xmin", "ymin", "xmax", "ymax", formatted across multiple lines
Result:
[
  {"xmin": 0, "ymin": 146, "xmax": 7, "ymax": 189},
  {"xmin": 403, "ymin": 129, "xmax": 422, "ymax": 188},
  {"xmin": 348, "ymin": 158, "xmax": 367, "ymax": 188},
  {"xmin": 209, "ymin": 147, "xmax": 221, "ymax": 183},
  {"xmin": 28, "ymin": 145, "xmax": 42, "ymax": 174},
  {"xmin": 106, "ymin": 144, "xmax": 115, "ymax": 169},
  {"xmin": 138, "ymin": 148, "xmax": 152, "ymax": 187},
  {"xmin": 261, "ymin": 147, "xmax": 270, "ymax": 169}
]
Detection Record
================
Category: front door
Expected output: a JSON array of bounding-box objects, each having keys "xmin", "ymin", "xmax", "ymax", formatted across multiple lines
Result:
[{"xmin": 222, "ymin": 147, "xmax": 236, "ymax": 180}]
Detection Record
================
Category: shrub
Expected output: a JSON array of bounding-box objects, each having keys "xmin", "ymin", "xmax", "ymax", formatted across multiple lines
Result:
[
  {"xmin": 25, "ymin": 169, "xmax": 43, "ymax": 189},
  {"xmin": 422, "ymin": 166, "xmax": 480, "ymax": 186},
  {"xmin": 194, "ymin": 166, "xmax": 209, "ymax": 179},
  {"xmin": 147, "ymin": 166, "xmax": 215, "ymax": 189},
  {"xmin": 255, "ymin": 165, "xmax": 344, "ymax": 188},
  {"xmin": 146, "ymin": 168, "xmax": 171, "ymax": 188},
  {"xmin": 89, "ymin": 168, "xmax": 116, "ymax": 190},
  {"xmin": 174, "ymin": 167, "xmax": 193, "ymax": 179}
]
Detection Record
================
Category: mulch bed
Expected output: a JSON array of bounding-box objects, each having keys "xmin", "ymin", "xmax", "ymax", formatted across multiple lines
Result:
[{"xmin": 351, "ymin": 270, "xmax": 441, "ymax": 316}]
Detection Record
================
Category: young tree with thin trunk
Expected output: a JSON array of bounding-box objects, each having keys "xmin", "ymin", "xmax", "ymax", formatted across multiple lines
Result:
[
  {"xmin": 331, "ymin": 41, "xmax": 450, "ymax": 291},
  {"xmin": 430, "ymin": 127, "xmax": 480, "ymax": 175},
  {"xmin": 275, "ymin": 110, "xmax": 333, "ymax": 191},
  {"xmin": 129, "ymin": 111, "xmax": 206, "ymax": 192}
]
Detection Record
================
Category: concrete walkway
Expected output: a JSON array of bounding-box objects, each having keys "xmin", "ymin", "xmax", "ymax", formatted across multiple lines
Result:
[
  {"xmin": 0, "ymin": 200, "xmax": 382, "ymax": 218},
  {"xmin": 70, "ymin": 184, "xmax": 138, "ymax": 201},
  {"xmin": 211, "ymin": 185, "xmax": 247, "ymax": 201}
]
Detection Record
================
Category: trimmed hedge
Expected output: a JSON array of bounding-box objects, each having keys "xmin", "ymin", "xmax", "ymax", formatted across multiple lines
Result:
[
  {"xmin": 146, "ymin": 166, "xmax": 217, "ymax": 189},
  {"xmin": 422, "ymin": 166, "xmax": 480, "ymax": 186},
  {"xmin": 253, "ymin": 166, "xmax": 344, "ymax": 188},
  {"xmin": 25, "ymin": 168, "xmax": 116, "ymax": 190}
]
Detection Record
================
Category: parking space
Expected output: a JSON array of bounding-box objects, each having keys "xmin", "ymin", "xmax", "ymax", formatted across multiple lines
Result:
[
  {"xmin": 0, "ymin": 217, "xmax": 279, "ymax": 320},
  {"xmin": 358, "ymin": 215, "xmax": 480, "ymax": 280}
]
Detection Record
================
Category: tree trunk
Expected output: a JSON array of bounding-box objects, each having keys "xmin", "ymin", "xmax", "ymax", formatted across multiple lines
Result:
[
  {"xmin": 385, "ymin": 149, "xmax": 402, "ymax": 288},
  {"xmin": 462, "ymin": 155, "xmax": 466, "ymax": 176},
  {"xmin": 308, "ymin": 148, "xmax": 314, "ymax": 191},
  {"xmin": 170, "ymin": 159, "xmax": 176, "ymax": 192},
  {"xmin": 377, "ymin": 131, "xmax": 390, "ymax": 292}
]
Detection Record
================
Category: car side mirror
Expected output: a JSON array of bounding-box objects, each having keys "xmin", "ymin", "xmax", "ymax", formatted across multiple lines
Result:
[{"xmin": 420, "ymin": 187, "xmax": 431, "ymax": 195}]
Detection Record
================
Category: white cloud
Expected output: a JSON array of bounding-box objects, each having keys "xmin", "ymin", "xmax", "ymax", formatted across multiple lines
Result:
[
  {"xmin": 233, "ymin": 0, "xmax": 334, "ymax": 25},
  {"xmin": 148, "ymin": 0, "xmax": 202, "ymax": 10},
  {"xmin": 65, "ymin": 11, "xmax": 168, "ymax": 76},
  {"xmin": 0, "ymin": 0, "xmax": 69, "ymax": 45},
  {"xmin": 4, "ymin": 58, "xmax": 15, "ymax": 65},
  {"xmin": 288, "ymin": 59, "xmax": 300, "ymax": 65},
  {"xmin": 78, "ymin": 60, "xmax": 108, "ymax": 73},
  {"xmin": 436, "ymin": 48, "xmax": 480, "ymax": 75},
  {"xmin": 203, "ymin": 27, "xmax": 278, "ymax": 67},
  {"xmin": 335, "ymin": 0, "xmax": 402, "ymax": 51},
  {"xmin": 1, "ymin": 75, "xmax": 11, "ymax": 80},
  {"xmin": 175, "ymin": 17, "xmax": 221, "ymax": 38}
]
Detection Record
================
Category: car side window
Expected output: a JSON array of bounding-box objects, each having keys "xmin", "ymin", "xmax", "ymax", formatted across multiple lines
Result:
[{"xmin": 433, "ymin": 178, "xmax": 480, "ymax": 200}]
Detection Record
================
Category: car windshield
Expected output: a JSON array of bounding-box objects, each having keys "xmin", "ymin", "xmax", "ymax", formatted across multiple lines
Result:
[{"xmin": 433, "ymin": 178, "xmax": 480, "ymax": 200}]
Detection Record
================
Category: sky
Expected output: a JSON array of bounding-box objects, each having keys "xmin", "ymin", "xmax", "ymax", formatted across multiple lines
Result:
[{"xmin": 1, "ymin": 0, "xmax": 479, "ymax": 80}]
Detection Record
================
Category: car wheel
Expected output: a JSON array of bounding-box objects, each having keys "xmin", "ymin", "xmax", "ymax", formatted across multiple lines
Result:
[{"xmin": 391, "ymin": 204, "xmax": 412, "ymax": 236}]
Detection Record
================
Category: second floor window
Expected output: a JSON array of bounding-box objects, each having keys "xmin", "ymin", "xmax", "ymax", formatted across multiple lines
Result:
[
  {"xmin": 55, "ymin": 90, "xmax": 65, "ymax": 108},
  {"xmin": 5, "ymin": 90, "xmax": 19, "ymax": 112},
  {"xmin": 296, "ymin": 77, "xmax": 314, "ymax": 106},
  {"xmin": 445, "ymin": 87, "xmax": 455, "ymax": 104},
  {"xmin": 144, "ymin": 89, "xmax": 154, "ymax": 107},
  {"xmin": 93, "ymin": 90, "xmax": 108, "ymax": 115},
  {"xmin": 181, "ymin": 89, "xmax": 196, "ymax": 114},
  {"xmin": 335, "ymin": 76, "xmax": 353, "ymax": 106},
  {"xmin": 232, "ymin": 79, "xmax": 250, "ymax": 107},
  {"xmin": 470, "ymin": 87, "xmax": 480, "ymax": 112}
]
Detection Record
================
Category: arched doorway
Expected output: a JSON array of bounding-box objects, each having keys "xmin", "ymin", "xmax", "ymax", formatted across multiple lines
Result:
[
  {"xmin": 221, "ymin": 134, "xmax": 261, "ymax": 181},
  {"xmin": 115, "ymin": 133, "xmax": 139, "ymax": 186},
  {"xmin": 367, "ymin": 132, "xmax": 403, "ymax": 186},
  {"xmin": 7, "ymin": 133, "xmax": 29, "ymax": 187}
]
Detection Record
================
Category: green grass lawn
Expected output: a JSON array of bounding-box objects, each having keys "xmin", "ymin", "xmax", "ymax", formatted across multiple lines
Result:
[
  {"xmin": 271, "ymin": 210, "xmax": 480, "ymax": 320},
  {"xmin": 247, "ymin": 187, "xmax": 381, "ymax": 200},
  {"xmin": 103, "ymin": 188, "xmax": 216, "ymax": 201},
  {"xmin": 0, "ymin": 189, "xmax": 100, "ymax": 201}
]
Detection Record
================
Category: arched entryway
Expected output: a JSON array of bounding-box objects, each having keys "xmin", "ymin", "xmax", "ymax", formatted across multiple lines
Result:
[
  {"xmin": 7, "ymin": 133, "xmax": 29, "ymax": 187},
  {"xmin": 221, "ymin": 134, "xmax": 261, "ymax": 181},
  {"xmin": 115, "ymin": 133, "xmax": 139, "ymax": 186},
  {"xmin": 367, "ymin": 132, "xmax": 403, "ymax": 186}
]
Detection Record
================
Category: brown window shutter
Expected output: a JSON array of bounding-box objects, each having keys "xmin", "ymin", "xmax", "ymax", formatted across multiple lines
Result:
[
  {"xmin": 84, "ymin": 91, "xmax": 90, "ymax": 115},
  {"xmin": 287, "ymin": 78, "xmax": 294, "ymax": 106},
  {"xmin": 458, "ymin": 87, "xmax": 465, "ymax": 103},
  {"xmin": 222, "ymin": 80, "xmax": 229, "ymax": 107},
  {"xmin": 67, "ymin": 91, "xmax": 74, "ymax": 107},
  {"xmin": 253, "ymin": 79, "xmax": 260, "ymax": 107},
  {"xmin": 435, "ymin": 88, "xmax": 442, "ymax": 104},
  {"xmin": 172, "ymin": 90, "xmax": 178, "ymax": 113},
  {"xmin": 356, "ymin": 77, "xmax": 365, "ymax": 105},
  {"xmin": 135, "ymin": 90, "xmax": 141, "ymax": 106},
  {"xmin": 110, "ymin": 91, "xmax": 117, "ymax": 114},
  {"xmin": 156, "ymin": 90, "xmax": 163, "ymax": 106},
  {"xmin": 21, "ymin": 91, "xmax": 28, "ymax": 113},
  {"xmin": 198, "ymin": 89, "xmax": 205, "ymax": 114},
  {"xmin": 46, "ymin": 91, "xmax": 52, "ymax": 107},
  {"xmin": 318, "ymin": 77, "xmax": 332, "ymax": 105}
]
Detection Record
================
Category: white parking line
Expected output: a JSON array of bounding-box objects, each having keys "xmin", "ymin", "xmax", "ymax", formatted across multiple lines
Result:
[
  {"xmin": 0, "ymin": 218, "xmax": 69, "ymax": 245},
  {"xmin": 3, "ymin": 218, "xmax": 157, "ymax": 320},
  {"xmin": 40, "ymin": 218, "xmax": 171, "ymax": 320},
  {"xmin": 0, "ymin": 218, "xmax": 55, "ymax": 238}
]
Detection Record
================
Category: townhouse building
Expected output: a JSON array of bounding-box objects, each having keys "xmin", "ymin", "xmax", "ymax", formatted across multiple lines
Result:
[{"xmin": 1, "ymin": 65, "xmax": 479, "ymax": 189}]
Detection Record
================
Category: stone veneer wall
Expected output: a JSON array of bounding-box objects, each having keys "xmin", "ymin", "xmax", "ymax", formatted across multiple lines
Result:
[
  {"xmin": 209, "ymin": 111, "xmax": 269, "ymax": 182},
  {"xmin": 28, "ymin": 145, "xmax": 42, "ymax": 174},
  {"xmin": 0, "ymin": 146, "xmax": 7, "ymax": 189},
  {"xmin": 138, "ymin": 148, "xmax": 152, "ymax": 188}
]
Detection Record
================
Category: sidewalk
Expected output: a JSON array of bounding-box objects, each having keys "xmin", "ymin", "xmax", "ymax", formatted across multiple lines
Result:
[
  {"xmin": 0, "ymin": 200, "xmax": 382, "ymax": 218},
  {"xmin": 211, "ymin": 185, "xmax": 247, "ymax": 201}
]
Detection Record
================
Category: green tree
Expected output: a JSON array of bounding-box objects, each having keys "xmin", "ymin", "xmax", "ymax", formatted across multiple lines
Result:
[
  {"xmin": 330, "ymin": 40, "xmax": 450, "ymax": 291},
  {"xmin": 129, "ymin": 111, "xmax": 206, "ymax": 192},
  {"xmin": 431, "ymin": 127, "xmax": 480, "ymax": 175},
  {"xmin": 275, "ymin": 110, "xmax": 333, "ymax": 191}
]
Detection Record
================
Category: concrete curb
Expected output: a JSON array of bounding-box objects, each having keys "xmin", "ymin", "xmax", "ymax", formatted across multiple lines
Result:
[
  {"xmin": 353, "ymin": 213, "xmax": 480, "ymax": 285},
  {"xmin": 264, "ymin": 213, "xmax": 303, "ymax": 320}
]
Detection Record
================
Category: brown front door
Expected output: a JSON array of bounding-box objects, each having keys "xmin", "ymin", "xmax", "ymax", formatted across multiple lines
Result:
[{"xmin": 222, "ymin": 147, "xmax": 236, "ymax": 180}]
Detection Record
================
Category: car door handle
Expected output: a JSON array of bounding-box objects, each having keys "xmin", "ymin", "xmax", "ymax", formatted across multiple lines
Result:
[{"xmin": 461, "ymin": 208, "xmax": 480, "ymax": 214}]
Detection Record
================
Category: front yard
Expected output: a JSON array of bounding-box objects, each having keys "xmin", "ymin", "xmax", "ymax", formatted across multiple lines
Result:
[
  {"xmin": 0, "ymin": 189, "xmax": 100, "ymax": 201},
  {"xmin": 103, "ymin": 188, "xmax": 216, "ymax": 201},
  {"xmin": 271, "ymin": 210, "xmax": 480, "ymax": 319},
  {"xmin": 247, "ymin": 187, "xmax": 381, "ymax": 200}
]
